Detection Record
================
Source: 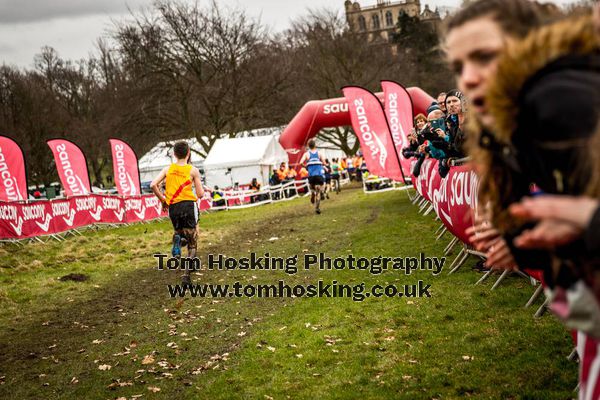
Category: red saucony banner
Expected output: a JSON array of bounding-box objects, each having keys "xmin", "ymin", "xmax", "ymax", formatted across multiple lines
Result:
[
  {"xmin": 0, "ymin": 194, "xmax": 168, "ymax": 240},
  {"xmin": 109, "ymin": 139, "xmax": 141, "ymax": 196},
  {"xmin": 47, "ymin": 139, "xmax": 91, "ymax": 197},
  {"xmin": 381, "ymin": 80, "xmax": 414, "ymax": 178},
  {"xmin": 342, "ymin": 86, "xmax": 404, "ymax": 182},
  {"xmin": 0, "ymin": 136, "xmax": 27, "ymax": 202}
]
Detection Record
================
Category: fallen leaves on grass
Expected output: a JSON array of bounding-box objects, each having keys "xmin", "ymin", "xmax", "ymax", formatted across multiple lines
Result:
[
  {"xmin": 107, "ymin": 380, "xmax": 133, "ymax": 390},
  {"xmin": 324, "ymin": 335, "xmax": 342, "ymax": 346},
  {"xmin": 113, "ymin": 348, "xmax": 131, "ymax": 357},
  {"xmin": 98, "ymin": 364, "xmax": 111, "ymax": 371},
  {"xmin": 147, "ymin": 386, "xmax": 161, "ymax": 393},
  {"xmin": 141, "ymin": 355, "xmax": 155, "ymax": 365}
]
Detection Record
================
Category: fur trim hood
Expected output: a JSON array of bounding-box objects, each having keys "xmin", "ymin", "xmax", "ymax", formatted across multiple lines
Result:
[{"xmin": 487, "ymin": 14, "xmax": 600, "ymax": 144}]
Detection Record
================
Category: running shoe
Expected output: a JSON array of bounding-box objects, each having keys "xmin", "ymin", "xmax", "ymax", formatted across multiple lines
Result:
[
  {"xmin": 182, "ymin": 274, "xmax": 192, "ymax": 285},
  {"xmin": 172, "ymin": 234, "xmax": 182, "ymax": 257}
]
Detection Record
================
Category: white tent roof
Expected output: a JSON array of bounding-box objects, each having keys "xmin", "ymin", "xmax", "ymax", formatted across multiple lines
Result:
[
  {"xmin": 204, "ymin": 135, "xmax": 287, "ymax": 170},
  {"xmin": 138, "ymin": 138, "xmax": 205, "ymax": 171}
]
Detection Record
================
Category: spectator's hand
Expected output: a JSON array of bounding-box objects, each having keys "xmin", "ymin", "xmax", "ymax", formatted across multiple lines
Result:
[
  {"xmin": 509, "ymin": 195, "xmax": 598, "ymax": 230},
  {"xmin": 466, "ymin": 216, "xmax": 518, "ymax": 270},
  {"xmin": 484, "ymin": 237, "xmax": 518, "ymax": 271},
  {"xmin": 435, "ymin": 128, "xmax": 446, "ymax": 138},
  {"xmin": 466, "ymin": 215, "xmax": 500, "ymax": 253},
  {"xmin": 513, "ymin": 219, "xmax": 582, "ymax": 250},
  {"xmin": 418, "ymin": 144, "xmax": 427, "ymax": 153}
]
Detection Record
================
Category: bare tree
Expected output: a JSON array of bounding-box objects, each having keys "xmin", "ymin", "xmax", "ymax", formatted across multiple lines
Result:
[
  {"xmin": 285, "ymin": 9, "xmax": 400, "ymax": 154},
  {"xmin": 113, "ymin": 0, "xmax": 291, "ymax": 156}
]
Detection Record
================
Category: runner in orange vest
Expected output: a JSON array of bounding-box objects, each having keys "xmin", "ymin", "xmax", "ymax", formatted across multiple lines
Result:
[{"xmin": 151, "ymin": 141, "xmax": 204, "ymax": 285}]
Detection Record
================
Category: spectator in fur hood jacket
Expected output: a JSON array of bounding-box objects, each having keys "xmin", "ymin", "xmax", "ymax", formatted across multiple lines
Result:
[{"xmin": 472, "ymin": 11, "xmax": 600, "ymax": 337}]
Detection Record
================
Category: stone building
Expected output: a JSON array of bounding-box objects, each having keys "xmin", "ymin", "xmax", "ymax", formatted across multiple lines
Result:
[{"xmin": 344, "ymin": 0, "xmax": 441, "ymax": 42}]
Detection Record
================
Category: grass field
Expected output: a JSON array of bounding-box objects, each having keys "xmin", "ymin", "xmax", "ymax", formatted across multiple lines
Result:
[{"xmin": 0, "ymin": 184, "xmax": 577, "ymax": 399}]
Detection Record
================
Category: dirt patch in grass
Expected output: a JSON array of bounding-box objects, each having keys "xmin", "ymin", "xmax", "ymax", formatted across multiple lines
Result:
[{"xmin": 58, "ymin": 273, "xmax": 89, "ymax": 282}]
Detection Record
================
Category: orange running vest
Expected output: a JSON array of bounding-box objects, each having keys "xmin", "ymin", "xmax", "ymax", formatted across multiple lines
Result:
[{"xmin": 165, "ymin": 163, "xmax": 197, "ymax": 205}]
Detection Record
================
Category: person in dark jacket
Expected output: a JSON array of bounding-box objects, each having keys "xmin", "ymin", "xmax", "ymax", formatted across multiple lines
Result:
[
  {"xmin": 447, "ymin": 2, "xmax": 599, "ymax": 395},
  {"xmin": 473, "ymin": 14, "xmax": 600, "ymax": 267},
  {"xmin": 474, "ymin": 16, "xmax": 600, "ymax": 395}
]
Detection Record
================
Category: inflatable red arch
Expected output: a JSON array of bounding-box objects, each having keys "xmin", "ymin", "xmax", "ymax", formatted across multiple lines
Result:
[{"xmin": 279, "ymin": 87, "xmax": 434, "ymax": 166}]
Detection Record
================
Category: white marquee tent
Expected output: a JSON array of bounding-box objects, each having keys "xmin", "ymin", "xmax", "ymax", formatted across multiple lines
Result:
[
  {"xmin": 138, "ymin": 128, "xmax": 349, "ymax": 188},
  {"xmin": 203, "ymin": 135, "xmax": 288, "ymax": 189},
  {"xmin": 138, "ymin": 138, "xmax": 205, "ymax": 183}
]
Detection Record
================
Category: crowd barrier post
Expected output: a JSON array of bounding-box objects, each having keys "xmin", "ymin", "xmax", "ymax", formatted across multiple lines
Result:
[
  {"xmin": 475, "ymin": 269, "xmax": 495, "ymax": 286},
  {"xmin": 444, "ymin": 237, "xmax": 459, "ymax": 255},
  {"xmin": 49, "ymin": 234, "xmax": 65, "ymax": 242},
  {"xmin": 447, "ymin": 245, "xmax": 470, "ymax": 274},
  {"xmin": 434, "ymin": 223, "xmax": 445, "ymax": 235},
  {"xmin": 436, "ymin": 226, "xmax": 448, "ymax": 241},
  {"xmin": 525, "ymin": 284, "xmax": 544, "ymax": 308},
  {"xmin": 534, "ymin": 298, "xmax": 550, "ymax": 318},
  {"xmin": 418, "ymin": 200, "xmax": 430, "ymax": 214},
  {"xmin": 423, "ymin": 204, "xmax": 435, "ymax": 216}
]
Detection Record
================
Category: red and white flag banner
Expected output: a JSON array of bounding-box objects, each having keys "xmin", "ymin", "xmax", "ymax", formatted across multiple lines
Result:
[
  {"xmin": 0, "ymin": 136, "xmax": 28, "ymax": 202},
  {"xmin": 381, "ymin": 80, "xmax": 415, "ymax": 179},
  {"xmin": 342, "ymin": 86, "xmax": 404, "ymax": 182},
  {"xmin": 47, "ymin": 139, "xmax": 91, "ymax": 197},
  {"xmin": 109, "ymin": 139, "xmax": 141, "ymax": 197}
]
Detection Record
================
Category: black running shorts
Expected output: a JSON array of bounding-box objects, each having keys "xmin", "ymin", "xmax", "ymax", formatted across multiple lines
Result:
[
  {"xmin": 308, "ymin": 175, "xmax": 324, "ymax": 187},
  {"xmin": 168, "ymin": 200, "xmax": 198, "ymax": 230}
]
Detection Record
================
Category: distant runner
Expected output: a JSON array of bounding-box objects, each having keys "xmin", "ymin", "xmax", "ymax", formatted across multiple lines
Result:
[
  {"xmin": 151, "ymin": 141, "xmax": 204, "ymax": 284},
  {"xmin": 331, "ymin": 158, "xmax": 341, "ymax": 194},
  {"xmin": 299, "ymin": 139, "xmax": 326, "ymax": 214},
  {"xmin": 323, "ymin": 159, "xmax": 332, "ymax": 200}
]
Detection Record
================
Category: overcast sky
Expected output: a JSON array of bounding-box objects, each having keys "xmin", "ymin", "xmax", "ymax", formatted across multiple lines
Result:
[{"xmin": 0, "ymin": 0, "xmax": 580, "ymax": 68}]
